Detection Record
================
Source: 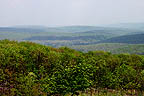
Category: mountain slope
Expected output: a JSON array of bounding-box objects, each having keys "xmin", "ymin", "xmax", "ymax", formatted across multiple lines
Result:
[
  {"xmin": 98, "ymin": 34, "xmax": 144, "ymax": 44},
  {"xmin": 70, "ymin": 43, "xmax": 144, "ymax": 54}
]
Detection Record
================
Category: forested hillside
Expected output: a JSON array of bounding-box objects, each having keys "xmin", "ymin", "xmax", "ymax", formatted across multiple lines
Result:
[
  {"xmin": 71, "ymin": 43, "xmax": 144, "ymax": 54},
  {"xmin": 99, "ymin": 34, "xmax": 144, "ymax": 44},
  {"xmin": 1, "ymin": 40, "xmax": 144, "ymax": 96}
]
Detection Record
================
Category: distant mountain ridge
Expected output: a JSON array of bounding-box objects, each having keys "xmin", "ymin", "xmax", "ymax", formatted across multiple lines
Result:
[
  {"xmin": 108, "ymin": 23, "xmax": 144, "ymax": 30},
  {"xmin": 1, "ymin": 24, "xmax": 144, "ymax": 34},
  {"xmin": 0, "ymin": 23, "xmax": 144, "ymax": 44},
  {"xmin": 0, "ymin": 27, "xmax": 46, "ymax": 33}
]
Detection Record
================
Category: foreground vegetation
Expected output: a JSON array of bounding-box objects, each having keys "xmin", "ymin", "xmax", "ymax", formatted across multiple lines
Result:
[{"xmin": 1, "ymin": 40, "xmax": 144, "ymax": 96}]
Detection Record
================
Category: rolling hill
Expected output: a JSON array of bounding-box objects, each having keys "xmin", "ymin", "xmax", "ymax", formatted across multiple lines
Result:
[
  {"xmin": 70, "ymin": 43, "xmax": 144, "ymax": 54},
  {"xmin": 98, "ymin": 34, "xmax": 144, "ymax": 44},
  {"xmin": 0, "ymin": 26, "xmax": 130, "ymax": 40},
  {"xmin": 1, "ymin": 24, "xmax": 144, "ymax": 54}
]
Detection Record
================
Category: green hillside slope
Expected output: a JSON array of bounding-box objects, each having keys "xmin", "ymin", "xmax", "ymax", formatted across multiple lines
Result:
[
  {"xmin": 70, "ymin": 43, "xmax": 144, "ymax": 54},
  {"xmin": 99, "ymin": 34, "xmax": 144, "ymax": 44}
]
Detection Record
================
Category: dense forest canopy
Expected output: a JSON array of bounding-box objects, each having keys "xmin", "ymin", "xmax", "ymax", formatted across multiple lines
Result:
[{"xmin": 1, "ymin": 40, "xmax": 144, "ymax": 95}]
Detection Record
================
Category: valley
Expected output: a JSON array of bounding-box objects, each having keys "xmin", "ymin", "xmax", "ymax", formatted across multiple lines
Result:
[{"xmin": 0, "ymin": 23, "xmax": 144, "ymax": 54}]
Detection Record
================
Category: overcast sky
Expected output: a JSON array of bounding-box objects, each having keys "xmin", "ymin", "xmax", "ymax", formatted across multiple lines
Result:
[{"xmin": 0, "ymin": 0, "xmax": 144, "ymax": 27}]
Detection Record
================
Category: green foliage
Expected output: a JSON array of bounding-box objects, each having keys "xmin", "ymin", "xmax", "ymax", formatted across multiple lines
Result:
[{"xmin": 0, "ymin": 40, "xmax": 144, "ymax": 95}]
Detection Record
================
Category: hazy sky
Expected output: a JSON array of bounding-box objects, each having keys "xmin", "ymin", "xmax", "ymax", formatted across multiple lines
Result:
[{"xmin": 0, "ymin": 0, "xmax": 144, "ymax": 27}]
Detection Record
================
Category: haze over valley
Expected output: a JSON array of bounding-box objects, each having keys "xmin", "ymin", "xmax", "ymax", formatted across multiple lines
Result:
[{"xmin": 0, "ymin": 23, "xmax": 144, "ymax": 54}]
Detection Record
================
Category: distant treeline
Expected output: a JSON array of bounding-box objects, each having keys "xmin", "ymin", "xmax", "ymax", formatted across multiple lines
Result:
[
  {"xmin": 24, "ymin": 35, "xmax": 106, "ymax": 41},
  {"xmin": 0, "ymin": 40, "xmax": 144, "ymax": 96}
]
